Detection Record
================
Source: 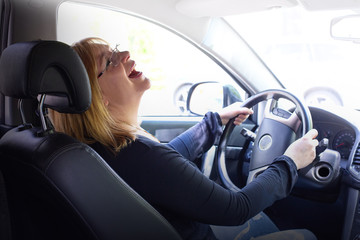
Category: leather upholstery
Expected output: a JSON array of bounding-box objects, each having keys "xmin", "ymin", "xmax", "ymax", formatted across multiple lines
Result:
[
  {"xmin": 0, "ymin": 41, "xmax": 90, "ymax": 113},
  {"xmin": 0, "ymin": 126, "xmax": 181, "ymax": 239},
  {"xmin": 0, "ymin": 41, "xmax": 182, "ymax": 239}
]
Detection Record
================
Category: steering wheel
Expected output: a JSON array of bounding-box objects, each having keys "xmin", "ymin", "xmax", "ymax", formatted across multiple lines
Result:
[{"xmin": 217, "ymin": 89, "xmax": 313, "ymax": 191}]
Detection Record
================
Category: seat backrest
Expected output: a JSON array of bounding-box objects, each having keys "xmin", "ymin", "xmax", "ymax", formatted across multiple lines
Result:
[
  {"xmin": 0, "ymin": 41, "xmax": 182, "ymax": 240},
  {"xmin": 0, "ymin": 169, "xmax": 11, "ymax": 240}
]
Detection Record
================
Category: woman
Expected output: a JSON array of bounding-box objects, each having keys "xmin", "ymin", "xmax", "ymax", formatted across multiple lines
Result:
[{"xmin": 50, "ymin": 37, "xmax": 318, "ymax": 240}]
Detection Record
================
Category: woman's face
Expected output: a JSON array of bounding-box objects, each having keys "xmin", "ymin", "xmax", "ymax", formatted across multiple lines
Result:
[{"xmin": 96, "ymin": 44, "xmax": 151, "ymax": 112}]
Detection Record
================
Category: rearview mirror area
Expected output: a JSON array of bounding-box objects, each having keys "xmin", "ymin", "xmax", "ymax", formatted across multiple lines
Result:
[
  {"xmin": 187, "ymin": 82, "xmax": 242, "ymax": 116},
  {"xmin": 331, "ymin": 14, "xmax": 360, "ymax": 42}
]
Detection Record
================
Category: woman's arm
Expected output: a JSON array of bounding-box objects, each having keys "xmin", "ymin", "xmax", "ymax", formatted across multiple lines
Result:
[
  {"xmin": 138, "ymin": 142, "xmax": 298, "ymax": 226},
  {"xmin": 167, "ymin": 104, "xmax": 253, "ymax": 161},
  {"xmin": 166, "ymin": 112, "xmax": 223, "ymax": 161},
  {"xmin": 133, "ymin": 128, "xmax": 316, "ymax": 226},
  {"xmin": 102, "ymin": 127, "xmax": 316, "ymax": 229}
]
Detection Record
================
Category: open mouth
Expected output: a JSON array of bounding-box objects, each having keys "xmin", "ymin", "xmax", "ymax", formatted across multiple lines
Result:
[
  {"xmin": 128, "ymin": 68, "xmax": 142, "ymax": 78},
  {"xmin": 128, "ymin": 63, "xmax": 142, "ymax": 78}
]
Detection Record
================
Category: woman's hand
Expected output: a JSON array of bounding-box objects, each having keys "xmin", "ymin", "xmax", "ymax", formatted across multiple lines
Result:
[
  {"xmin": 217, "ymin": 102, "xmax": 253, "ymax": 125},
  {"xmin": 284, "ymin": 129, "xmax": 319, "ymax": 169}
]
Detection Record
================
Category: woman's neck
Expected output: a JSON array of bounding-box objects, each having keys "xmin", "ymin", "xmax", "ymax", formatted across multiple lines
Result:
[
  {"xmin": 111, "ymin": 111, "xmax": 159, "ymax": 142},
  {"xmin": 108, "ymin": 104, "xmax": 139, "ymax": 127}
]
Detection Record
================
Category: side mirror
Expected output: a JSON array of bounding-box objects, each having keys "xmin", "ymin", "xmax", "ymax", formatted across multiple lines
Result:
[
  {"xmin": 187, "ymin": 82, "xmax": 242, "ymax": 116},
  {"xmin": 331, "ymin": 14, "xmax": 360, "ymax": 42}
]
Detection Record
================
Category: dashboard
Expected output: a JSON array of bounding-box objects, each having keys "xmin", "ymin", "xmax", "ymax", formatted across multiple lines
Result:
[
  {"xmin": 289, "ymin": 106, "xmax": 360, "ymax": 201},
  {"xmin": 314, "ymin": 122, "xmax": 355, "ymax": 159},
  {"xmin": 310, "ymin": 106, "xmax": 359, "ymax": 162}
]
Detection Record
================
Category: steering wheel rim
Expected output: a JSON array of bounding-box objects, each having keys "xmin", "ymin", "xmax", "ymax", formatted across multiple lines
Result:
[{"xmin": 217, "ymin": 89, "xmax": 313, "ymax": 192}]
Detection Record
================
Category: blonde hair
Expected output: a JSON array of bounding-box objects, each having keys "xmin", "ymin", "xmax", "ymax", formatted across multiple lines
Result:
[{"xmin": 50, "ymin": 37, "xmax": 136, "ymax": 152}]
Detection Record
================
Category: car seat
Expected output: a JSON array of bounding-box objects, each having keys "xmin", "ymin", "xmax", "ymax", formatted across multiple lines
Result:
[{"xmin": 0, "ymin": 40, "xmax": 182, "ymax": 240}]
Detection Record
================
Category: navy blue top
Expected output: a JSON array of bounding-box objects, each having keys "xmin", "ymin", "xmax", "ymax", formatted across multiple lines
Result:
[{"xmin": 90, "ymin": 112, "xmax": 298, "ymax": 239}]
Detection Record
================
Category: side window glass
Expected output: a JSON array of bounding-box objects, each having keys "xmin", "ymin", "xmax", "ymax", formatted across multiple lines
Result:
[{"xmin": 57, "ymin": 2, "xmax": 246, "ymax": 116}]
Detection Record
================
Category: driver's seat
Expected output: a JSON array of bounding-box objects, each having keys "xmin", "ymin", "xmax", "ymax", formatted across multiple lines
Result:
[{"xmin": 0, "ymin": 40, "xmax": 182, "ymax": 240}]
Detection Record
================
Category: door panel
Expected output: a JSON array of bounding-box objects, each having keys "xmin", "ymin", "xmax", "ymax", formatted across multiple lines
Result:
[{"xmin": 140, "ymin": 116, "xmax": 201, "ymax": 143}]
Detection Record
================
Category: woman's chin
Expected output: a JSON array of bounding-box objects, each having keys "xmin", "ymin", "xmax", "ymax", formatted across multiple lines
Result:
[
  {"xmin": 133, "ymin": 74, "xmax": 151, "ymax": 92},
  {"xmin": 144, "ymin": 76, "xmax": 151, "ymax": 90}
]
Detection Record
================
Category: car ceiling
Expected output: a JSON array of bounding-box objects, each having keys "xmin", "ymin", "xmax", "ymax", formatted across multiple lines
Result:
[
  {"xmin": 176, "ymin": 0, "xmax": 360, "ymax": 17},
  {"xmin": 10, "ymin": 0, "xmax": 360, "ymax": 46}
]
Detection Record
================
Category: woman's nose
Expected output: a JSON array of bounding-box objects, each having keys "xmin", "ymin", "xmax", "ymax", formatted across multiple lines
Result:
[{"xmin": 119, "ymin": 51, "xmax": 130, "ymax": 62}]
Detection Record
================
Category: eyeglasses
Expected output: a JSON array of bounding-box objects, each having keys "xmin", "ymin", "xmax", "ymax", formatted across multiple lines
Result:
[{"xmin": 97, "ymin": 44, "xmax": 120, "ymax": 78}]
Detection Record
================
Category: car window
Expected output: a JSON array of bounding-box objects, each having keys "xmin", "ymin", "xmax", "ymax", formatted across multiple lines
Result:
[{"xmin": 57, "ymin": 2, "xmax": 245, "ymax": 117}]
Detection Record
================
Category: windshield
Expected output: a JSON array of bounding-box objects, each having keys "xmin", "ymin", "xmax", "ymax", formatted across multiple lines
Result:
[{"xmin": 225, "ymin": 7, "xmax": 360, "ymax": 110}]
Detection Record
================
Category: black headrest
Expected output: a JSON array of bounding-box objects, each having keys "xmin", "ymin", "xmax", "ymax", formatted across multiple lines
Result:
[{"xmin": 0, "ymin": 40, "xmax": 91, "ymax": 113}]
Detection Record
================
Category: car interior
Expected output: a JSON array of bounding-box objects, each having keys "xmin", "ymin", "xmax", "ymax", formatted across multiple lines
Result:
[{"xmin": 1, "ymin": 0, "xmax": 360, "ymax": 240}]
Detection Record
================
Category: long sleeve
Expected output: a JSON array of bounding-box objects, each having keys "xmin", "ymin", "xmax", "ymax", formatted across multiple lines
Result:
[
  {"xmin": 131, "ymin": 142, "xmax": 297, "ymax": 226},
  {"xmin": 91, "ymin": 132, "xmax": 299, "ymax": 239},
  {"xmin": 167, "ymin": 112, "xmax": 223, "ymax": 161}
]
